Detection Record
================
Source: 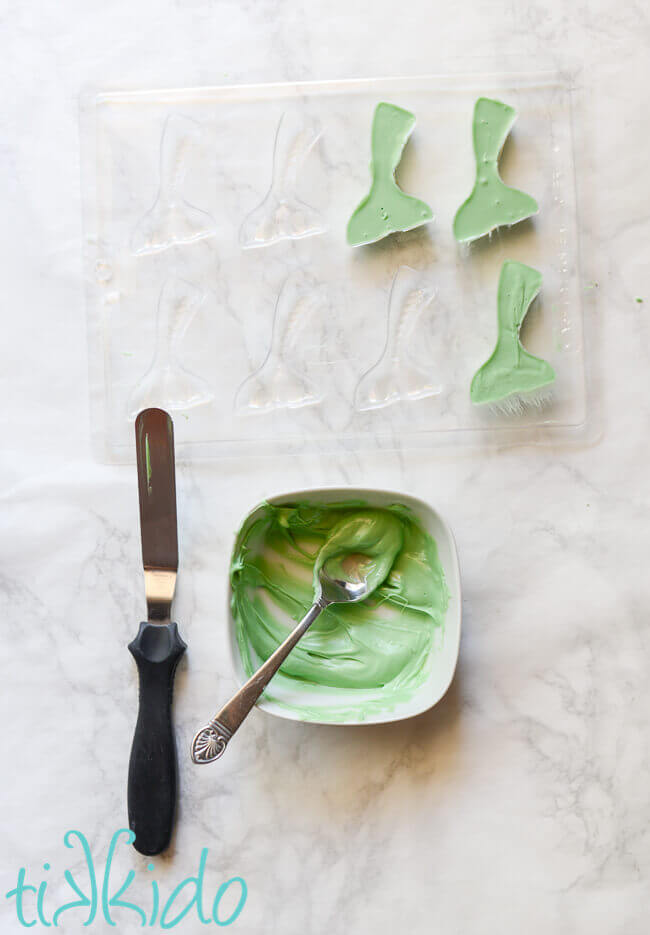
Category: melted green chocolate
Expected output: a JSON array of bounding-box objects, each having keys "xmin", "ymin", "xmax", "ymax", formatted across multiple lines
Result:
[{"xmin": 231, "ymin": 501, "xmax": 448, "ymax": 718}]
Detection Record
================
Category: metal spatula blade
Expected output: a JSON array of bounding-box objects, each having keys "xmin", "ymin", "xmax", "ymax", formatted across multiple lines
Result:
[
  {"xmin": 128, "ymin": 408, "xmax": 186, "ymax": 857},
  {"xmin": 135, "ymin": 407, "xmax": 178, "ymax": 622}
]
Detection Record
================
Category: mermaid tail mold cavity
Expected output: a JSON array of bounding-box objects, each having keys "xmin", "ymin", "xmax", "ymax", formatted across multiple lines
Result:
[
  {"xmin": 239, "ymin": 112, "xmax": 326, "ymax": 248},
  {"xmin": 127, "ymin": 277, "xmax": 213, "ymax": 418},
  {"xmin": 453, "ymin": 98, "xmax": 538, "ymax": 244},
  {"xmin": 470, "ymin": 260, "xmax": 555, "ymax": 410},
  {"xmin": 355, "ymin": 266, "xmax": 439, "ymax": 411},
  {"xmin": 131, "ymin": 114, "xmax": 216, "ymax": 255},
  {"xmin": 347, "ymin": 102, "xmax": 433, "ymax": 247},
  {"xmin": 234, "ymin": 271, "xmax": 326, "ymax": 414}
]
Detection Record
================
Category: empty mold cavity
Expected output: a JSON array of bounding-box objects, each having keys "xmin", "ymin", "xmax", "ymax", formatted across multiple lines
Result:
[
  {"xmin": 234, "ymin": 270, "xmax": 329, "ymax": 413},
  {"xmin": 131, "ymin": 114, "xmax": 217, "ymax": 255},
  {"xmin": 127, "ymin": 276, "xmax": 213, "ymax": 417},
  {"xmin": 239, "ymin": 112, "xmax": 326, "ymax": 248},
  {"xmin": 355, "ymin": 266, "xmax": 440, "ymax": 411}
]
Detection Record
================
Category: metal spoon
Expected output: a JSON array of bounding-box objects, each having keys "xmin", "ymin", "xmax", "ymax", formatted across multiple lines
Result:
[{"xmin": 191, "ymin": 551, "xmax": 374, "ymax": 764}]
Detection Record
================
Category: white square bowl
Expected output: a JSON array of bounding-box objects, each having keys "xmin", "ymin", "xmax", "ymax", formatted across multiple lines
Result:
[{"xmin": 227, "ymin": 487, "xmax": 461, "ymax": 725}]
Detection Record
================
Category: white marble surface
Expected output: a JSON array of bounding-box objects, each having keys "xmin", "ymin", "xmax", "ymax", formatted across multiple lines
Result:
[{"xmin": 1, "ymin": 2, "xmax": 649, "ymax": 933}]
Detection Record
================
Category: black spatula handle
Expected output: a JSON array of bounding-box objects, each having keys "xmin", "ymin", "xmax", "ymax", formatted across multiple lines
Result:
[{"xmin": 127, "ymin": 621, "xmax": 186, "ymax": 856}]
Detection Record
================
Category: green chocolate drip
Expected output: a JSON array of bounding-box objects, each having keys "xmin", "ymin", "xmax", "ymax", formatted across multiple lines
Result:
[
  {"xmin": 470, "ymin": 260, "xmax": 555, "ymax": 406},
  {"xmin": 231, "ymin": 501, "xmax": 448, "ymax": 718},
  {"xmin": 453, "ymin": 98, "xmax": 538, "ymax": 243},
  {"xmin": 347, "ymin": 103, "xmax": 433, "ymax": 247}
]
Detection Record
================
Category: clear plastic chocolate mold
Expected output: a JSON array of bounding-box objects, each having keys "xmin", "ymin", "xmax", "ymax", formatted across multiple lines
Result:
[{"xmin": 82, "ymin": 74, "xmax": 588, "ymax": 461}]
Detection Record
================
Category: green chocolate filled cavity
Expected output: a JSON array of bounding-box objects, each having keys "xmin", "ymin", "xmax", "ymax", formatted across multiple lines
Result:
[
  {"xmin": 470, "ymin": 260, "xmax": 555, "ymax": 406},
  {"xmin": 347, "ymin": 103, "xmax": 433, "ymax": 246},
  {"xmin": 453, "ymin": 97, "xmax": 538, "ymax": 243}
]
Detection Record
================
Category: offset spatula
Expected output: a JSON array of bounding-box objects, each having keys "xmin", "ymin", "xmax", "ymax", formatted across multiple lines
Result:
[{"xmin": 128, "ymin": 408, "xmax": 186, "ymax": 856}]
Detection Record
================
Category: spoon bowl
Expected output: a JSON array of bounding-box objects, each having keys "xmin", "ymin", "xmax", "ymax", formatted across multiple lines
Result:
[{"xmin": 317, "ymin": 552, "xmax": 375, "ymax": 605}]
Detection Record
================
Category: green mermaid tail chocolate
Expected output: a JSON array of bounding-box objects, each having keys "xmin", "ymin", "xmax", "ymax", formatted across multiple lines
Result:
[
  {"xmin": 454, "ymin": 98, "xmax": 538, "ymax": 243},
  {"xmin": 471, "ymin": 260, "xmax": 555, "ymax": 409},
  {"xmin": 347, "ymin": 102, "xmax": 433, "ymax": 246}
]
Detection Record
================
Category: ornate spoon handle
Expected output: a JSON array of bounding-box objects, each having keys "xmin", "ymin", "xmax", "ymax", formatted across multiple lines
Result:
[{"xmin": 191, "ymin": 599, "xmax": 326, "ymax": 764}]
